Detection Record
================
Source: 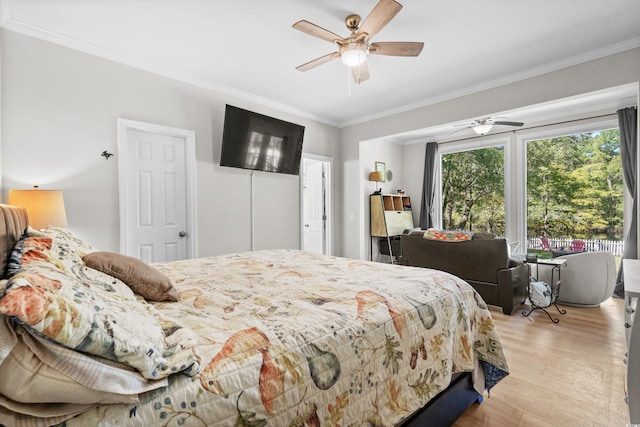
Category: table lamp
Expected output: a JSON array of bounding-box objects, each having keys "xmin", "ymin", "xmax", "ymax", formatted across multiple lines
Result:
[
  {"xmin": 8, "ymin": 186, "xmax": 68, "ymax": 230},
  {"xmin": 369, "ymin": 171, "xmax": 384, "ymax": 193}
]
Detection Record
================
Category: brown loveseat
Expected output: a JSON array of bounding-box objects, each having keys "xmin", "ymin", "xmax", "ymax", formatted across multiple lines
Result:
[{"xmin": 398, "ymin": 231, "xmax": 528, "ymax": 315}]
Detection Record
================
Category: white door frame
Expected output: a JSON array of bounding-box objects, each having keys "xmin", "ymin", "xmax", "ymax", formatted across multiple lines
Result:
[
  {"xmin": 117, "ymin": 118, "xmax": 198, "ymax": 259},
  {"xmin": 300, "ymin": 153, "xmax": 333, "ymax": 256}
]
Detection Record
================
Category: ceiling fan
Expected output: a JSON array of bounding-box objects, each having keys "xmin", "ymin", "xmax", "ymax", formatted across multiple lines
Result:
[
  {"xmin": 292, "ymin": 0, "xmax": 424, "ymax": 84},
  {"xmin": 455, "ymin": 118, "xmax": 525, "ymax": 135}
]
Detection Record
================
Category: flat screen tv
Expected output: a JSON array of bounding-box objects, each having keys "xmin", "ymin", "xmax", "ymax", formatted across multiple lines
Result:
[{"xmin": 220, "ymin": 105, "xmax": 305, "ymax": 175}]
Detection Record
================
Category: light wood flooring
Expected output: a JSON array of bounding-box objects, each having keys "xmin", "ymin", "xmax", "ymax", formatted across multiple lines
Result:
[{"xmin": 454, "ymin": 297, "xmax": 630, "ymax": 427}]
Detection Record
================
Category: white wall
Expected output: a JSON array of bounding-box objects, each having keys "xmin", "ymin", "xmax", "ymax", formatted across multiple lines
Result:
[
  {"xmin": 401, "ymin": 142, "xmax": 427, "ymax": 227},
  {"xmin": 359, "ymin": 139, "xmax": 405, "ymax": 259},
  {"xmin": 341, "ymin": 48, "xmax": 640, "ymax": 260},
  {"xmin": 0, "ymin": 30, "xmax": 342, "ymax": 256}
]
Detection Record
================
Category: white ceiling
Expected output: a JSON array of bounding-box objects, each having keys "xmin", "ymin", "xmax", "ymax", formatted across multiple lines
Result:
[{"xmin": 1, "ymin": 0, "xmax": 639, "ymax": 132}]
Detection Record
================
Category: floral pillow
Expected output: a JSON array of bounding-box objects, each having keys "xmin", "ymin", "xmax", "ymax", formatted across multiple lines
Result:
[
  {"xmin": 28, "ymin": 227, "xmax": 97, "ymax": 272},
  {"xmin": 423, "ymin": 228, "xmax": 474, "ymax": 242},
  {"xmin": 0, "ymin": 229, "xmax": 200, "ymax": 380},
  {"xmin": 17, "ymin": 231, "xmax": 134, "ymax": 298}
]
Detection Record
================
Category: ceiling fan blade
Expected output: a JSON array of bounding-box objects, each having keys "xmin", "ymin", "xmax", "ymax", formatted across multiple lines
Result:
[
  {"xmin": 447, "ymin": 126, "xmax": 472, "ymax": 137},
  {"xmin": 493, "ymin": 121, "xmax": 524, "ymax": 127},
  {"xmin": 351, "ymin": 62, "xmax": 370, "ymax": 84},
  {"xmin": 295, "ymin": 52, "xmax": 340, "ymax": 72},
  {"xmin": 358, "ymin": 0, "xmax": 402, "ymax": 40},
  {"xmin": 292, "ymin": 20, "xmax": 344, "ymax": 44},
  {"xmin": 369, "ymin": 41, "xmax": 424, "ymax": 57}
]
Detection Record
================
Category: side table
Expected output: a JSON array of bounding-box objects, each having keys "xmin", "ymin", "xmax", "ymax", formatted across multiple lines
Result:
[{"xmin": 522, "ymin": 257, "xmax": 568, "ymax": 323}]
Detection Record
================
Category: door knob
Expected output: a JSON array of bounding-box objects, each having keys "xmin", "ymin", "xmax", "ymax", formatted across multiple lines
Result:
[{"xmin": 179, "ymin": 231, "xmax": 187, "ymax": 237}]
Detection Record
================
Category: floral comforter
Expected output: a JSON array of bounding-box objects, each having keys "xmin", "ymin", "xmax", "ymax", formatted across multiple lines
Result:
[{"xmin": 59, "ymin": 249, "xmax": 508, "ymax": 427}]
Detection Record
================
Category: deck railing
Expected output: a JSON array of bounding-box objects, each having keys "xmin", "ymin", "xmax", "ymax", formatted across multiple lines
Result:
[{"xmin": 527, "ymin": 237, "xmax": 625, "ymax": 256}]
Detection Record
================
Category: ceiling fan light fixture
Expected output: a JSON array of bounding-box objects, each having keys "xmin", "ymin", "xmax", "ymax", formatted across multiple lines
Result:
[
  {"xmin": 473, "ymin": 124, "xmax": 492, "ymax": 135},
  {"xmin": 340, "ymin": 42, "xmax": 368, "ymax": 66}
]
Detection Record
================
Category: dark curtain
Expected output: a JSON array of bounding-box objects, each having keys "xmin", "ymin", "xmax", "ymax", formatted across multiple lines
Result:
[
  {"xmin": 419, "ymin": 142, "xmax": 438, "ymax": 229},
  {"xmin": 615, "ymin": 106, "xmax": 638, "ymax": 297}
]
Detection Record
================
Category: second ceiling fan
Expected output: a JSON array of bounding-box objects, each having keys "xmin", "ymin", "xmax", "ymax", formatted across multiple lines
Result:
[
  {"xmin": 293, "ymin": 0, "xmax": 424, "ymax": 84},
  {"xmin": 455, "ymin": 118, "xmax": 525, "ymax": 135}
]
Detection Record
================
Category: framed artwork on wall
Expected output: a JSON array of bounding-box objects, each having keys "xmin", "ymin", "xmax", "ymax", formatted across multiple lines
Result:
[{"xmin": 375, "ymin": 161, "xmax": 386, "ymax": 181}]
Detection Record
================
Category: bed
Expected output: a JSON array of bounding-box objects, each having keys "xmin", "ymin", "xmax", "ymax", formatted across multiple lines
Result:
[{"xmin": 0, "ymin": 203, "xmax": 508, "ymax": 426}]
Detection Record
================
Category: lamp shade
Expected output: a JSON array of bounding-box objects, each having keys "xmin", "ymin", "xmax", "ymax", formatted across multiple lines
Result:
[
  {"xmin": 8, "ymin": 187, "xmax": 68, "ymax": 230},
  {"xmin": 369, "ymin": 171, "xmax": 384, "ymax": 182}
]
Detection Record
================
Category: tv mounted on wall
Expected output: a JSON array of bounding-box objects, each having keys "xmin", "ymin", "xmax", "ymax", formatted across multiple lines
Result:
[{"xmin": 220, "ymin": 105, "xmax": 305, "ymax": 176}]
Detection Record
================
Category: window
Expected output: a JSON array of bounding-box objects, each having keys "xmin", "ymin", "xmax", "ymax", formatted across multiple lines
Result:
[
  {"xmin": 526, "ymin": 129, "xmax": 623, "ymax": 255},
  {"xmin": 441, "ymin": 146, "xmax": 505, "ymax": 234},
  {"xmin": 435, "ymin": 117, "xmax": 624, "ymax": 258}
]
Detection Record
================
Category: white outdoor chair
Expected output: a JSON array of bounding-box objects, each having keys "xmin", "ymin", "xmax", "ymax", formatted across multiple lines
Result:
[{"xmin": 537, "ymin": 251, "xmax": 616, "ymax": 307}]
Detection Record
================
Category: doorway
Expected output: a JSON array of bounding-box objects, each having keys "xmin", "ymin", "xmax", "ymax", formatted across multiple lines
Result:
[
  {"xmin": 300, "ymin": 154, "xmax": 332, "ymax": 255},
  {"xmin": 117, "ymin": 118, "xmax": 197, "ymax": 262}
]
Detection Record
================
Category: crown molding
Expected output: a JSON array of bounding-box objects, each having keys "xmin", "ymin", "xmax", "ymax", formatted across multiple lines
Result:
[
  {"xmin": 340, "ymin": 37, "xmax": 640, "ymax": 128},
  {"xmin": 1, "ymin": 9, "xmax": 637, "ymax": 130},
  {"xmin": 0, "ymin": 17, "xmax": 340, "ymax": 127}
]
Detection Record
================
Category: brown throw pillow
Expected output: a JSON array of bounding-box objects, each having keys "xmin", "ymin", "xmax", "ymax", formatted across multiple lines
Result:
[{"xmin": 83, "ymin": 251, "xmax": 178, "ymax": 302}]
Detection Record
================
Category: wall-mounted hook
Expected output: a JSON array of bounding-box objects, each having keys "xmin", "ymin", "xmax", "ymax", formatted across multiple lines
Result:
[{"xmin": 102, "ymin": 150, "xmax": 114, "ymax": 160}]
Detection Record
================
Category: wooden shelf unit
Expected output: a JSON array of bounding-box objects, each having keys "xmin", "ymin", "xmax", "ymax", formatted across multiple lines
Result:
[{"xmin": 370, "ymin": 193, "xmax": 415, "ymax": 262}]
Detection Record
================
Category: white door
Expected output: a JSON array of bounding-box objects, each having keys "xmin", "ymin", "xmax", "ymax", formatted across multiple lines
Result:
[
  {"xmin": 118, "ymin": 119, "xmax": 197, "ymax": 263},
  {"xmin": 301, "ymin": 155, "xmax": 332, "ymax": 255}
]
